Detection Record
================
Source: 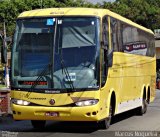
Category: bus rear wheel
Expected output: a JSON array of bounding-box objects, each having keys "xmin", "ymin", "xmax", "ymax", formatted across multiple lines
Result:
[
  {"xmin": 31, "ymin": 120, "xmax": 46, "ymax": 129},
  {"xmin": 136, "ymin": 98, "xmax": 148, "ymax": 115}
]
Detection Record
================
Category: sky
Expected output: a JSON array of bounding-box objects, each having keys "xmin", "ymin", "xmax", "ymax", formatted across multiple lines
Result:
[{"xmin": 85, "ymin": 0, "xmax": 116, "ymax": 4}]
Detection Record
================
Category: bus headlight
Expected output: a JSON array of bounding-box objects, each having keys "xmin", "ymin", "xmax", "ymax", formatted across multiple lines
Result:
[
  {"xmin": 11, "ymin": 98, "xmax": 31, "ymax": 106},
  {"xmin": 75, "ymin": 99, "xmax": 99, "ymax": 106}
]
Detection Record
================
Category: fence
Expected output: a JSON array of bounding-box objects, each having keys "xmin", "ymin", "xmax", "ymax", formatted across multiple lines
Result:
[{"xmin": 0, "ymin": 89, "xmax": 10, "ymax": 116}]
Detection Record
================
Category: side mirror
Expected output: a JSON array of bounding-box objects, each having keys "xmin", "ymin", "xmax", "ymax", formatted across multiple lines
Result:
[{"xmin": 1, "ymin": 46, "xmax": 7, "ymax": 64}]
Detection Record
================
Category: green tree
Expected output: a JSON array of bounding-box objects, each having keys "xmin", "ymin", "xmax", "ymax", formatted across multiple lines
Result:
[{"xmin": 107, "ymin": 0, "xmax": 160, "ymax": 30}]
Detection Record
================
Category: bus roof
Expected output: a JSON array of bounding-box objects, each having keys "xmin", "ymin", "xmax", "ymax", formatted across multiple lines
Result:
[{"xmin": 18, "ymin": 8, "xmax": 153, "ymax": 34}]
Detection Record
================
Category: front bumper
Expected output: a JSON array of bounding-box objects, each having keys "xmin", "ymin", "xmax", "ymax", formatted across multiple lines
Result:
[{"xmin": 11, "ymin": 104, "xmax": 102, "ymax": 121}]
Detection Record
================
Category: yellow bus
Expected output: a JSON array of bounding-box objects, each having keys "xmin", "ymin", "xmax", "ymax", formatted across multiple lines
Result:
[{"xmin": 10, "ymin": 8, "xmax": 156, "ymax": 129}]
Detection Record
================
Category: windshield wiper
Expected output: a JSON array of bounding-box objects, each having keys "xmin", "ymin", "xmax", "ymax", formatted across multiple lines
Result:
[
  {"xmin": 30, "ymin": 64, "xmax": 52, "ymax": 90},
  {"xmin": 26, "ymin": 64, "xmax": 52, "ymax": 98},
  {"xmin": 60, "ymin": 59, "xmax": 75, "ymax": 92},
  {"xmin": 57, "ymin": 22, "xmax": 75, "ymax": 92}
]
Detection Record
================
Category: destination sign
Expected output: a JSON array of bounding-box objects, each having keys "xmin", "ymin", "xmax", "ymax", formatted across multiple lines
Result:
[
  {"xmin": 18, "ymin": 81, "xmax": 47, "ymax": 85},
  {"xmin": 124, "ymin": 42, "xmax": 147, "ymax": 56},
  {"xmin": 124, "ymin": 42, "xmax": 147, "ymax": 52}
]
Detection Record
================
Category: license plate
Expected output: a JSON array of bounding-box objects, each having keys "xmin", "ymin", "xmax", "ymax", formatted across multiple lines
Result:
[{"xmin": 45, "ymin": 112, "xmax": 59, "ymax": 117}]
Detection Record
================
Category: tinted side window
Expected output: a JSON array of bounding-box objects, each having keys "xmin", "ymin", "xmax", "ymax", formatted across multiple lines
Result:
[
  {"xmin": 110, "ymin": 17, "xmax": 123, "ymax": 52},
  {"xmin": 146, "ymin": 34, "xmax": 155, "ymax": 57},
  {"xmin": 110, "ymin": 17, "xmax": 118, "ymax": 51},
  {"xmin": 122, "ymin": 23, "xmax": 148, "ymax": 56}
]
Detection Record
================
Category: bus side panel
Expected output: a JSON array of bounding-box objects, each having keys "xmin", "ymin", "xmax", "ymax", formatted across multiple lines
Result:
[{"xmin": 100, "ymin": 52, "xmax": 156, "ymax": 116}]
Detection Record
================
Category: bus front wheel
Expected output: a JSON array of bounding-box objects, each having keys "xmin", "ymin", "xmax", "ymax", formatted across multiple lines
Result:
[
  {"xmin": 99, "ymin": 104, "xmax": 112, "ymax": 129},
  {"xmin": 31, "ymin": 120, "xmax": 46, "ymax": 129}
]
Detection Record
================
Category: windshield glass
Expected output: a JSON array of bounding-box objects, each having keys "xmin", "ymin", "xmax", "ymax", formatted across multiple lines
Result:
[{"xmin": 11, "ymin": 17, "xmax": 100, "ymax": 92}]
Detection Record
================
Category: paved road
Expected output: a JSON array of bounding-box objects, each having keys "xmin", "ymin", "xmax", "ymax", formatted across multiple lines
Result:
[{"xmin": 1, "ymin": 90, "xmax": 160, "ymax": 137}]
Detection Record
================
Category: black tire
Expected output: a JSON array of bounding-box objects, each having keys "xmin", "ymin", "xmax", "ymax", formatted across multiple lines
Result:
[
  {"xmin": 31, "ymin": 120, "xmax": 46, "ymax": 129},
  {"xmin": 99, "ymin": 104, "xmax": 112, "ymax": 129},
  {"xmin": 136, "ymin": 98, "xmax": 148, "ymax": 115}
]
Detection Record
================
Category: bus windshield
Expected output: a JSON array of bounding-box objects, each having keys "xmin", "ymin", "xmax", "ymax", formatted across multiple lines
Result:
[{"xmin": 11, "ymin": 17, "xmax": 100, "ymax": 92}]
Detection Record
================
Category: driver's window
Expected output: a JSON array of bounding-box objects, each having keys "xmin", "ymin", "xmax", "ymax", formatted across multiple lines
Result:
[
  {"xmin": 101, "ymin": 16, "xmax": 109, "ymax": 87},
  {"xmin": 102, "ymin": 16, "xmax": 109, "ymax": 47}
]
